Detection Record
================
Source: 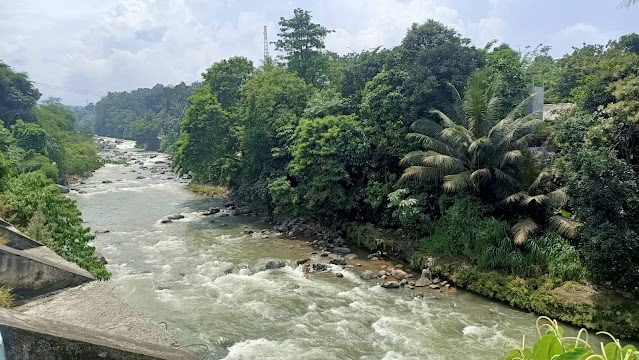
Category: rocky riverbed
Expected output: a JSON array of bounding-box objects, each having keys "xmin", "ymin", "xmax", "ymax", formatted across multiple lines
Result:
[{"xmin": 65, "ymin": 136, "xmax": 555, "ymax": 359}]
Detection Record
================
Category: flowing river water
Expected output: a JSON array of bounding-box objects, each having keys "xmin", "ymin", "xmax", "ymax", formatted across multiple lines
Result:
[{"xmin": 70, "ymin": 138, "xmax": 555, "ymax": 359}]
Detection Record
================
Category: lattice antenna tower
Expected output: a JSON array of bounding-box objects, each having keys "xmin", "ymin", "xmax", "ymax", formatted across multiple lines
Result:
[
  {"xmin": 263, "ymin": 26, "xmax": 270, "ymax": 63},
  {"xmin": 263, "ymin": 26, "xmax": 270, "ymax": 62}
]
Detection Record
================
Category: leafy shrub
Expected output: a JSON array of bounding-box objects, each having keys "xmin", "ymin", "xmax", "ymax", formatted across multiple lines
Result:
[
  {"xmin": 10, "ymin": 119, "xmax": 46, "ymax": 153},
  {"xmin": 342, "ymin": 222, "xmax": 397, "ymax": 252},
  {"xmin": 1, "ymin": 171, "xmax": 109, "ymax": 279},
  {"xmin": 187, "ymin": 183, "xmax": 228, "ymax": 197},
  {"xmin": 506, "ymin": 317, "xmax": 639, "ymax": 360}
]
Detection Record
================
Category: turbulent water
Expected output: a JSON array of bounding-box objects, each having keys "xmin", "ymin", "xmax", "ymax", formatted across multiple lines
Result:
[{"xmin": 70, "ymin": 138, "xmax": 546, "ymax": 359}]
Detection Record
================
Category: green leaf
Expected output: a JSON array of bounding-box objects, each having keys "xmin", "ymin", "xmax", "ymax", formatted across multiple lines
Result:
[
  {"xmin": 532, "ymin": 334, "xmax": 564, "ymax": 360},
  {"xmin": 604, "ymin": 342, "xmax": 621, "ymax": 360},
  {"xmin": 555, "ymin": 347, "xmax": 591, "ymax": 360},
  {"xmin": 560, "ymin": 209, "xmax": 571, "ymax": 218}
]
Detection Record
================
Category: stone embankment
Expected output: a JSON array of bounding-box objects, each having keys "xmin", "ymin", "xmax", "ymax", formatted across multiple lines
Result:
[{"xmin": 0, "ymin": 220, "xmax": 194, "ymax": 360}]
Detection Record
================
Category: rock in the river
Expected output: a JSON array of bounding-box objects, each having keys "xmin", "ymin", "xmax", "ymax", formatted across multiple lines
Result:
[
  {"xmin": 329, "ymin": 258, "xmax": 346, "ymax": 266},
  {"xmin": 296, "ymin": 258, "xmax": 310, "ymax": 265},
  {"xmin": 160, "ymin": 219, "xmax": 172, "ymax": 224},
  {"xmin": 243, "ymin": 229, "xmax": 254, "ymax": 234},
  {"xmin": 429, "ymin": 284, "xmax": 440, "ymax": 290},
  {"xmin": 167, "ymin": 214, "xmax": 185, "ymax": 220},
  {"xmin": 224, "ymin": 201, "xmax": 235, "ymax": 208},
  {"xmin": 414, "ymin": 277, "xmax": 432, "ymax": 287},
  {"xmin": 391, "ymin": 269, "xmax": 408, "ymax": 280},
  {"xmin": 57, "ymin": 185, "xmax": 70, "ymax": 193},
  {"xmin": 136, "ymin": 176, "xmax": 145, "ymax": 179},
  {"xmin": 94, "ymin": 229, "xmax": 110, "ymax": 234},
  {"xmin": 377, "ymin": 270, "xmax": 388, "ymax": 277},
  {"xmin": 345, "ymin": 254, "xmax": 358, "ymax": 260},
  {"xmin": 360, "ymin": 270, "xmax": 376, "ymax": 280},
  {"xmin": 312, "ymin": 263, "xmax": 328, "ymax": 272},
  {"xmin": 333, "ymin": 247, "xmax": 351, "ymax": 256},
  {"xmin": 381, "ymin": 281, "xmax": 400, "ymax": 289},
  {"xmin": 265, "ymin": 260, "xmax": 285, "ymax": 270},
  {"xmin": 334, "ymin": 273, "xmax": 344, "ymax": 278},
  {"xmin": 102, "ymin": 180, "xmax": 113, "ymax": 184}
]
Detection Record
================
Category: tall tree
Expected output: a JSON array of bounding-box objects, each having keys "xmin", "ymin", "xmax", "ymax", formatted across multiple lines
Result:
[
  {"xmin": 0, "ymin": 61, "xmax": 41, "ymax": 127},
  {"xmin": 202, "ymin": 57, "xmax": 254, "ymax": 110},
  {"xmin": 274, "ymin": 8, "xmax": 333, "ymax": 86}
]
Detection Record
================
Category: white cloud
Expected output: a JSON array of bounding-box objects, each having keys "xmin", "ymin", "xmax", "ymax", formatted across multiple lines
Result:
[{"xmin": 2, "ymin": 0, "xmax": 635, "ymax": 105}]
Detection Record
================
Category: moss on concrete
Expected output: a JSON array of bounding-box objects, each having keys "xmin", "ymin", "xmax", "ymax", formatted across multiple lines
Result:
[{"xmin": 0, "ymin": 286, "xmax": 13, "ymax": 308}]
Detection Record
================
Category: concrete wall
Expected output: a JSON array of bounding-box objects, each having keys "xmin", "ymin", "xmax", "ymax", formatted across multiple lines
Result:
[
  {"xmin": 0, "ymin": 308, "xmax": 195, "ymax": 360},
  {"xmin": 0, "ymin": 245, "xmax": 94, "ymax": 300},
  {"xmin": 0, "ymin": 224, "xmax": 43, "ymax": 250}
]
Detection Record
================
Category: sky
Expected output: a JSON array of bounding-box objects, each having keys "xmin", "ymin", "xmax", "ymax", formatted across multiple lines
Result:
[{"xmin": 1, "ymin": 0, "xmax": 638, "ymax": 106}]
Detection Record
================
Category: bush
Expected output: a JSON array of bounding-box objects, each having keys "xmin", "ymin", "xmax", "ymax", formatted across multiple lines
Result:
[
  {"xmin": 506, "ymin": 317, "xmax": 639, "ymax": 360},
  {"xmin": 1, "ymin": 171, "xmax": 109, "ymax": 279}
]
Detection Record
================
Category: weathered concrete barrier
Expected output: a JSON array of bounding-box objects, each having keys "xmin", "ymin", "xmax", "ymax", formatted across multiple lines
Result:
[
  {"xmin": 0, "ymin": 245, "xmax": 94, "ymax": 300},
  {"xmin": 0, "ymin": 224, "xmax": 43, "ymax": 250},
  {"xmin": 0, "ymin": 308, "xmax": 195, "ymax": 359}
]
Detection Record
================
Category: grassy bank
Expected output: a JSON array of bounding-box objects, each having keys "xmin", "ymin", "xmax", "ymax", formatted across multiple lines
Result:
[
  {"xmin": 187, "ymin": 183, "xmax": 228, "ymax": 197},
  {"xmin": 342, "ymin": 221, "xmax": 639, "ymax": 339}
]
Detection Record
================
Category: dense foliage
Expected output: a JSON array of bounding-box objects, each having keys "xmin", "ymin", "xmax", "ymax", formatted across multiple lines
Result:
[
  {"xmin": 170, "ymin": 8, "xmax": 639, "ymax": 298},
  {"xmin": 0, "ymin": 62, "xmax": 108, "ymax": 279},
  {"xmin": 74, "ymin": 82, "xmax": 197, "ymax": 152}
]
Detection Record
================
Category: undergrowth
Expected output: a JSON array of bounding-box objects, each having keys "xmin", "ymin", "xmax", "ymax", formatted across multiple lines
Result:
[{"xmin": 188, "ymin": 183, "xmax": 228, "ymax": 197}]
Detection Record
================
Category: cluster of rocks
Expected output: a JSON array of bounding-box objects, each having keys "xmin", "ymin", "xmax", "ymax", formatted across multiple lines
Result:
[
  {"xmin": 201, "ymin": 201, "xmax": 253, "ymax": 218},
  {"xmin": 272, "ymin": 218, "xmax": 351, "ymax": 255}
]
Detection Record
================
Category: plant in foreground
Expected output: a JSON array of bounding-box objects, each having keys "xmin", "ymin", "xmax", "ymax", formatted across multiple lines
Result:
[{"xmin": 506, "ymin": 317, "xmax": 639, "ymax": 359}]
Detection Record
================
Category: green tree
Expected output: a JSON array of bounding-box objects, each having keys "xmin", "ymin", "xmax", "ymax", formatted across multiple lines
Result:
[
  {"xmin": 274, "ymin": 8, "xmax": 334, "ymax": 86},
  {"xmin": 270, "ymin": 115, "xmax": 371, "ymax": 220},
  {"xmin": 485, "ymin": 44, "xmax": 529, "ymax": 118},
  {"xmin": 233, "ymin": 67, "xmax": 310, "ymax": 208},
  {"xmin": 174, "ymin": 88, "xmax": 233, "ymax": 184},
  {"xmin": 202, "ymin": 57, "xmax": 254, "ymax": 110},
  {"xmin": 11, "ymin": 119, "xmax": 46, "ymax": 153},
  {"xmin": 0, "ymin": 61, "xmax": 41, "ymax": 127},
  {"xmin": 401, "ymin": 71, "xmax": 540, "ymax": 204}
]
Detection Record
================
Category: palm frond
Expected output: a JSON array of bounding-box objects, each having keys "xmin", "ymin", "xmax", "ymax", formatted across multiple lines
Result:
[
  {"xmin": 512, "ymin": 218, "xmax": 538, "ymax": 245},
  {"xmin": 493, "ymin": 168, "xmax": 520, "ymax": 187},
  {"xmin": 468, "ymin": 137, "xmax": 490, "ymax": 154},
  {"xmin": 546, "ymin": 188, "xmax": 568, "ymax": 207},
  {"xmin": 528, "ymin": 170, "xmax": 551, "ymax": 192},
  {"xmin": 406, "ymin": 133, "xmax": 457, "ymax": 157},
  {"xmin": 499, "ymin": 150, "xmax": 523, "ymax": 167},
  {"xmin": 430, "ymin": 109, "xmax": 458, "ymax": 129},
  {"xmin": 521, "ymin": 194, "xmax": 547, "ymax": 206},
  {"xmin": 550, "ymin": 215, "xmax": 581, "ymax": 239},
  {"xmin": 411, "ymin": 119, "xmax": 443, "ymax": 137},
  {"xmin": 504, "ymin": 191, "xmax": 527, "ymax": 204},
  {"xmin": 402, "ymin": 166, "xmax": 446, "ymax": 181},
  {"xmin": 470, "ymin": 168, "xmax": 492, "ymax": 185},
  {"xmin": 399, "ymin": 150, "xmax": 428, "ymax": 166},
  {"xmin": 442, "ymin": 171, "xmax": 472, "ymax": 193},
  {"xmin": 419, "ymin": 151, "xmax": 465, "ymax": 172},
  {"xmin": 440, "ymin": 125, "xmax": 473, "ymax": 148}
]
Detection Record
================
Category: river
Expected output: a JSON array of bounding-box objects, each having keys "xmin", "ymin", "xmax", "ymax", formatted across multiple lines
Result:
[{"xmin": 70, "ymin": 138, "xmax": 543, "ymax": 359}]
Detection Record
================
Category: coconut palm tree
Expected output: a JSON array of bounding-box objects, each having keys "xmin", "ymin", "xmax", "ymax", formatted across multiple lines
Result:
[
  {"xmin": 505, "ymin": 169, "xmax": 580, "ymax": 244},
  {"xmin": 400, "ymin": 70, "xmax": 541, "ymax": 203}
]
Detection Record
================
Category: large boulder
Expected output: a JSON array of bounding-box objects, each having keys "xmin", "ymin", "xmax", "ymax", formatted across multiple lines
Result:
[
  {"xmin": 381, "ymin": 281, "xmax": 400, "ymax": 289},
  {"xmin": 360, "ymin": 270, "xmax": 376, "ymax": 280},
  {"xmin": 414, "ymin": 277, "xmax": 432, "ymax": 287},
  {"xmin": 333, "ymin": 247, "xmax": 351, "ymax": 256},
  {"xmin": 265, "ymin": 260, "xmax": 285, "ymax": 270},
  {"xmin": 391, "ymin": 269, "xmax": 408, "ymax": 280},
  {"xmin": 57, "ymin": 185, "xmax": 70, "ymax": 194},
  {"xmin": 329, "ymin": 258, "xmax": 346, "ymax": 266}
]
